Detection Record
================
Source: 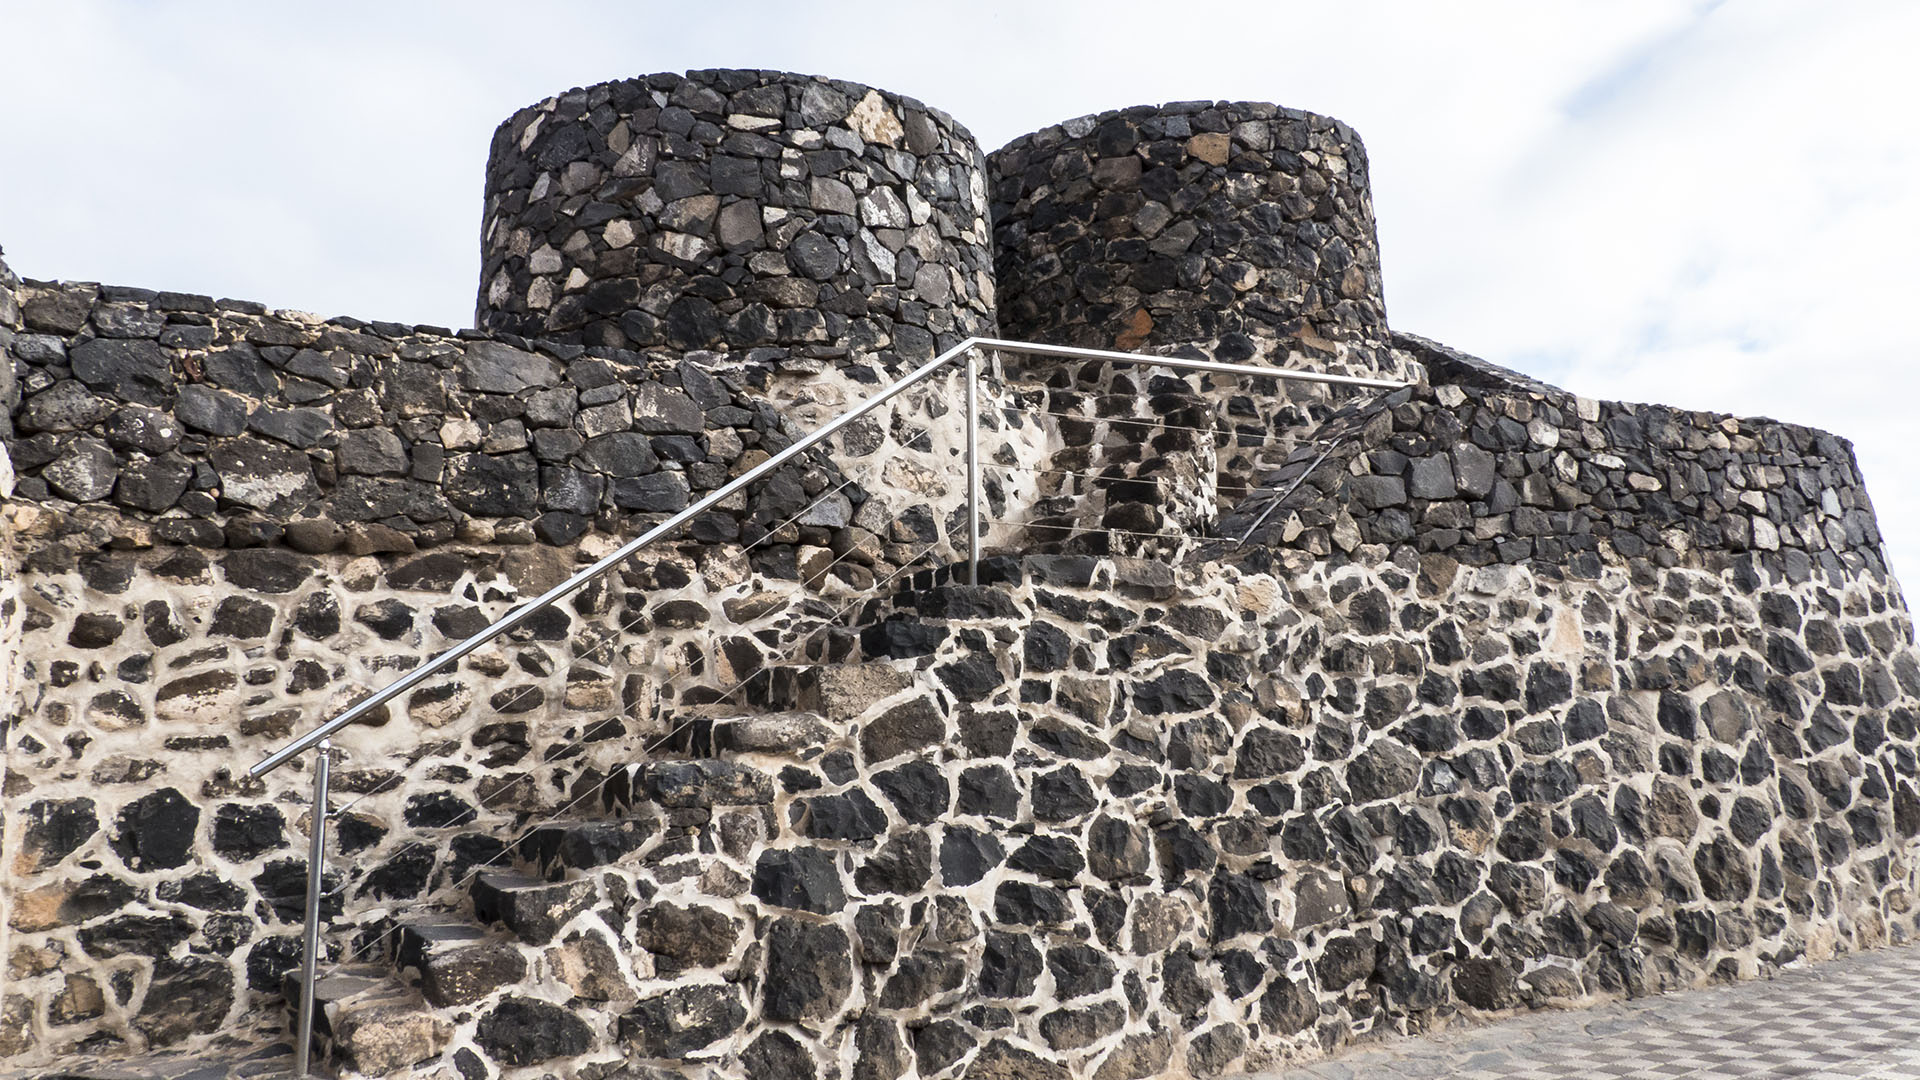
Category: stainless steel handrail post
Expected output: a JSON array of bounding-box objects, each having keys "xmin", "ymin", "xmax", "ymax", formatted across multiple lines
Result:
[
  {"xmin": 294, "ymin": 738, "xmax": 332, "ymax": 1078},
  {"xmin": 966, "ymin": 348, "xmax": 980, "ymax": 586}
]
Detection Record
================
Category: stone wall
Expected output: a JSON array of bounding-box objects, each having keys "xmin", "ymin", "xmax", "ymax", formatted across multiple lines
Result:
[
  {"xmin": 0, "ymin": 275, "xmax": 1045, "ymax": 1062},
  {"xmin": 988, "ymin": 102, "xmax": 1416, "ymax": 387},
  {"xmin": 729, "ymin": 548, "xmax": 1917, "ymax": 1077},
  {"xmin": 1221, "ymin": 379, "xmax": 1893, "ymax": 582},
  {"xmin": 0, "ymin": 525, "xmax": 891, "ymax": 1059},
  {"xmin": 3, "ymin": 68, "xmax": 1918, "ymax": 1080},
  {"xmin": 79, "ymin": 537, "xmax": 1907, "ymax": 1080},
  {"xmin": 475, "ymin": 70, "xmax": 998, "ymax": 371},
  {"xmin": 3, "ymin": 278, "xmax": 1012, "ymax": 572}
]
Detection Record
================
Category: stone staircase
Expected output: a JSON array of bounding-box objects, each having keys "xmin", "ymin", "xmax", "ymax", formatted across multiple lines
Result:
[{"xmin": 287, "ymin": 578, "xmax": 979, "ymax": 1077}]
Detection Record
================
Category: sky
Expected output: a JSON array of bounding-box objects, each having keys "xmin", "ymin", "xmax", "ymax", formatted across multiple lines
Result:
[{"xmin": 1, "ymin": 0, "xmax": 1915, "ymax": 585}]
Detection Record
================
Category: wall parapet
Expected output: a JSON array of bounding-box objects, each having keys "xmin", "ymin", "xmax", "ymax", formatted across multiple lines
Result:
[
  {"xmin": 1222, "ymin": 375, "xmax": 1895, "ymax": 584},
  {"xmin": 2, "ymin": 280, "xmax": 993, "ymax": 586}
]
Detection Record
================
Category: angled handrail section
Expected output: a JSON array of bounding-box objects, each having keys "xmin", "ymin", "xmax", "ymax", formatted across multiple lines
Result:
[{"xmin": 250, "ymin": 334, "xmax": 1406, "ymax": 779}]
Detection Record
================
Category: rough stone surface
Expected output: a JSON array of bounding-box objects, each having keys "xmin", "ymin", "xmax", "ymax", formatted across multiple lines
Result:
[
  {"xmin": 475, "ymin": 70, "xmax": 995, "ymax": 372},
  {"xmin": 3, "ymin": 78, "xmax": 1918, "ymax": 1080}
]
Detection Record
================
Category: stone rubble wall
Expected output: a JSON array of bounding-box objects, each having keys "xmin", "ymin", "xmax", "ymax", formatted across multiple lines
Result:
[
  {"xmin": 2, "ymin": 278, "xmax": 1019, "ymax": 577},
  {"xmin": 475, "ymin": 70, "xmax": 998, "ymax": 372},
  {"xmin": 2, "ymin": 66, "xmax": 1917, "ymax": 1079},
  {"xmin": 276, "ymin": 544, "xmax": 1920, "ymax": 1080},
  {"xmin": 0, "ymin": 277, "xmax": 1060, "ymax": 1062},
  {"xmin": 0, "ymin": 529, "xmax": 898, "ymax": 1060},
  {"xmin": 1221, "ymin": 379, "xmax": 1895, "ymax": 583},
  {"xmin": 988, "ymin": 102, "xmax": 1418, "ymax": 387}
]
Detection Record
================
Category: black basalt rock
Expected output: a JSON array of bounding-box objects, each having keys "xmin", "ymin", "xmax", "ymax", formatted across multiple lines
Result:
[
  {"xmin": 475, "ymin": 997, "xmax": 593, "ymax": 1066},
  {"xmin": 753, "ymin": 848, "xmax": 847, "ymax": 914}
]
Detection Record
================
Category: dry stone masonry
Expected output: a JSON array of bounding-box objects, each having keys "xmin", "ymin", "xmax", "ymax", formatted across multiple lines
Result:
[
  {"xmin": 476, "ymin": 71, "xmax": 996, "ymax": 374},
  {"xmin": 2, "ymin": 69, "xmax": 1917, "ymax": 1080}
]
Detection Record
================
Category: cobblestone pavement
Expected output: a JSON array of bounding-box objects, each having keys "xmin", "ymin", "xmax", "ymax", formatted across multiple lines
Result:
[{"xmin": 1249, "ymin": 944, "xmax": 1920, "ymax": 1080}]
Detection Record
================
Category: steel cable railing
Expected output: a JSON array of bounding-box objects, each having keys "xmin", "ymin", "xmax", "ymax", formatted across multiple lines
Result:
[{"xmin": 254, "ymin": 335, "xmax": 1407, "ymax": 1073}]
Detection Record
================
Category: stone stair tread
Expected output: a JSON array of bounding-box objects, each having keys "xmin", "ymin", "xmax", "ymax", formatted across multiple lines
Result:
[
  {"xmin": 470, "ymin": 870, "xmax": 595, "ymax": 946},
  {"xmin": 393, "ymin": 915, "xmax": 494, "ymax": 972},
  {"xmin": 324, "ymin": 980, "xmax": 452, "ymax": 1077},
  {"xmin": 517, "ymin": 819, "xmax": 653, "ymax": 877},
  {"xmin": 14, "ymin": 1042, "xmax": 293, "ymax": 1080},
  {"xmin": 415, "ymin": 937, "xmax": 531, "ymax": 1008}
]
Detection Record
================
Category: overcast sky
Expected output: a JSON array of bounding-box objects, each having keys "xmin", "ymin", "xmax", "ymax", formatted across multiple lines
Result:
[{"xmin": 2, "ymin": 0, "xmax": 1915, "ymax": 584}]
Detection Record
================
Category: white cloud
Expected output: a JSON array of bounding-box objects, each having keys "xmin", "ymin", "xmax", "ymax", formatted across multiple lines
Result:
[{"xmin": 1, "ymin": 0, "xmax": 1914, "ymax": 581}]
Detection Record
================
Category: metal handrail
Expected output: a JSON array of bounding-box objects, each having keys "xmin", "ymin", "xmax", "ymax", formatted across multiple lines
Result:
[
  {"xmin": 249, "ymin": 334, "xmax": 1402, "ymax": 780},
  {"xmin": 254, "ymin": 332, "xmax": 1407, "ymax": 1076}
]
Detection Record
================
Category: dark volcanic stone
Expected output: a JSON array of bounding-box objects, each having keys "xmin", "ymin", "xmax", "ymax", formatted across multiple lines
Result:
[
  {"xmin": 965, "ymin": 1040, "xmax": 1071, "ymax": 1080},
  {"xmin": 1454, "ymin": 957, "xmax": 1519, "ymax": 1009},
  {"xmin": 446, "ymin": 452, "xmax": 539, "ymax": 517},
  {"xmin": 804, "ymin": 788, "xmax": 890, "ymax": 841},
  {"xmin": 1135, "ymin": 669, "xmax": 1216, "ymax": 714},
  {"xmin": 873, "ymin": 761, "xmax": 950, "ymax": 823},
  {"xmin": 753, "ymin": 848, "xmax": 847, "ymax": 913},
  {"xmin": 1348, "ymin": 740, "xmax": 1421, "ymax": 802},
  {"xmin": 1209, "ymin": 872, "xmax": 1272, "ymax": 941},
  {"xmin": 861, "ymin": 697, "xmax": 946, "ymax": 763},
  {"xmin": 763, "ymin": 917, "xmax": 852, "ymax": 1021},
  {"xmin": 1047, "ymin": 943, "xmax": 1116, "ymax": 999},
  {"xmin": 994, "ymin": 881, "xmax": 1073, "ymax": 926},
  {"xmin": 980, "ymin": 930, "xmax": 1044, "ymax": 998},
  {"xmin": 70, "ymin": 336, "xmax": 173, "ymax": 405},
  {"xmin": 854, "ymin": 1017, "xmax": 911, "ymax": 1080},
  {"xmin": 134, "ymin": 957, "xmax": 232, "ymax": 1045},
  {"xmin": 914, "ymin": 1019, "xmax": 976, "ymax": 1076},
  {"xmin": 475, "ymin": 997, "xmax": 592, "ymax": 1066},
  {"xmin": 856, "ymin": 833, "xmax": 934, "ymax": 895},
  {"xmin": 635, "ymin": 902, "xmax": 738, "ymax": 970},
  {"xmin": 957, "ymin": 765, "xmax": 1020, "ymax": 819},
  {"xmin": 1009, "ymin": 834, "xmax": 1086, "ymax": 881},
  {"xmin": 423, "ymin": 944, "xmax": 529, "ymax": 1007},
  {"xmin": 1525, "ymin": 663, "xmax": 1574, "ymax": 711},
  {"xmin": 744, "ymin": 1030, "xmax": 817, "ymax": 1080},
  {"xmin": 1259, "ymin": 977, "xmax": 1319, "ymax": 1034},
  {"xmin": 222, "ymin": 548, "xmax": 314, "ymax": 592},
  {"xmin": 1030, "ymin": 766, "xmax": 1098, "ymax": 821},
  {"xmin": 17, "ymin": 798, "xmax": 97, "ymax": 872},
  {"xmin": 622, "ymin": 985, "xmax": 746, "ymax": 1057},
  {"xmin": 111, "ymin": 788, "xmax": 199, "ymax": 871},
  {"xmin": 1694, "ymin": 834, "xmax": 1755, "ymax": 901},
  {"xmin": 211, "ymin": 803, "xmax": 285, "ymax": 861},
  {"xmin": 1088, "ymin": 815, "xmax": 1152, "ymax": 880},
  {"xmin": 68, "ymin": 613, "xmax": 126, "ymax": 649},
  {"xmin": 941, "ymin": 826, "xmax": 1006, "ymax": 887}
]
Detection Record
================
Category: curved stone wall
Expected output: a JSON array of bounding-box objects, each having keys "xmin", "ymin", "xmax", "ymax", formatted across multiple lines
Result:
[
  {"xmin": 1221, "ymin": 373, "xmax": 1896, "ymax": 582},
  {"xmin": 476, "ymin": 70, "xmax": 997, "ymax": 372},
  {"xmin": 988, "ymin": 101, "xmax": 1414, "ymax": 385}
]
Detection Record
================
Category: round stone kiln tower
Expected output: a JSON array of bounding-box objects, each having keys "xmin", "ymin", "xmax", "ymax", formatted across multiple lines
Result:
[
  {"xmin": 988, "ymin": 102, "xmax": 1416, "ymax": 383},
  {"xmin": 476, "ymin": 69, "xmax": 998, "ymax": 371}
]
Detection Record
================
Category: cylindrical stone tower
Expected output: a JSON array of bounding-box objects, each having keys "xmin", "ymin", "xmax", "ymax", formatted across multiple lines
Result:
[
  {"xmin": 988, "ymin": 101, "xmax": 1416, "ymax": 384},
  {"xmin": 476, "ymin": 70, "xmax": 997, "ymax": 373}
]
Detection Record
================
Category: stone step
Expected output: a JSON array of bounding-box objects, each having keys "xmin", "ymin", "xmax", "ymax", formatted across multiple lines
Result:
[
  {"xmin": 600, "ymin": 758, "xmax": 776, "ymax": 814},
  {"xmin": 416, "ymin": 938, "xmax": 530, "ymax": 1009},
  {"xmin": 469, "ymin": 871, "xmax": 595, "ymax": 946},
  {"xmin": 516, "ymin": 819, "xmax": 654, "ymax": 879},
  {"xmin": 658, "ymin": 707, "xmax": 835, "ymax": 758},
  {"xmin": 22, "ymin": 1042, "xmax": 295, "ymax": 1080},
  {"xmin": 392, "ymin": 916, "xmax": 489, "ymax": 973},
  {"xmin": 282, "ymin": 964, "xmax": 451, "ymax": 1077}
]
